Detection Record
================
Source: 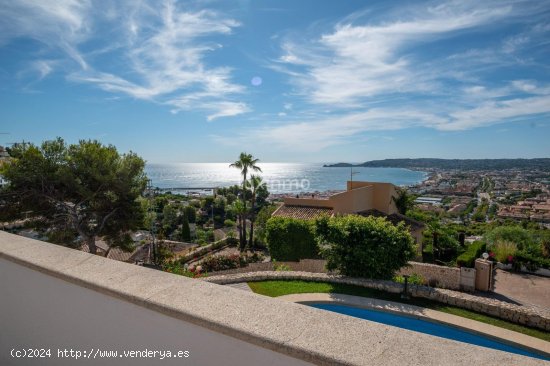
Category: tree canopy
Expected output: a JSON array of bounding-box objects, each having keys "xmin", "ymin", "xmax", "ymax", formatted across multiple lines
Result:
[
  {"xmin": 316, "ymin": 215, "xmax": 416, "ymax": 279},
  {"xmin": 392, "ymin": 187, "xmax": 416, "ymax": 215},
  {"xmin": 0, "ymin": 138, "xmax": 148, "ymax": 254}
]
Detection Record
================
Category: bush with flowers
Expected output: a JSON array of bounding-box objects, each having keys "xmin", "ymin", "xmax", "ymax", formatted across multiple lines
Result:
[
  {"xmin": 162, "ymin": 262, "xmax": 207, "ymax": 278},
  {"xmin": 163, "ymin": 251, "xmax": 265, "ymax": 277},
  {"xmin": 199, "ymin": 252, "xmax": 265, "ymax": 273}
]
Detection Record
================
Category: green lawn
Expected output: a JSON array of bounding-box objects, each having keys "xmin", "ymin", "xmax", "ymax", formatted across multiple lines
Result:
[{"xmin": 248, "ymin": 280, "xmax": 550, "ymax": 342}]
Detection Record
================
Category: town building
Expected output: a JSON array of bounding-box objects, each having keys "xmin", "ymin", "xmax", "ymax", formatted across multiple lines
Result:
[
  {"xmin": 497, "ymin": 195, "xmax": 550, "ymax": 223},
  {"xmin": 272, "ymin": 181, "xmax": 425, "ymax": 258}
]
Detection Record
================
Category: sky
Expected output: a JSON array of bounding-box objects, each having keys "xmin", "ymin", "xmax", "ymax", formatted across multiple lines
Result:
[{"xmin": 0, "ymin": 0, "xmax": 549, "ymax": 163}]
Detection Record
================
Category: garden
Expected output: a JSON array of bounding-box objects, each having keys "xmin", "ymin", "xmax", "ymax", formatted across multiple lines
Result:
[
  {"xmin": 412, "ymin": 203, "xmax": 550, "ymax": 272},
  {"xmin": 453, "ymin": 225, "xmax": 550, "ymax": 271}
]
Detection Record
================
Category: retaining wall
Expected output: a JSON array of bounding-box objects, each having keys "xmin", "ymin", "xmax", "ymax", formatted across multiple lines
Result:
[
  {"xmin": 210, "ymin": 260, "xmax": 467, "ymax": 291},
  {"xmin": 398, "ymin": 262, "xmax": 461, "ymax": 290},
  {"xmin": 208, "ymin": 259, "xmax": 328, "ymax": 276},
  {"xmin": 179, "ymin": 239, "xmax": 231, "ymax": 263}
]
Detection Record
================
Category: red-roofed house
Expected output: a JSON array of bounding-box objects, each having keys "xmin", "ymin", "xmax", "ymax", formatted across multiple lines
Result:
[{"xmin": 272, "ymin": 181, "xmax": 425, "ymax": 258}]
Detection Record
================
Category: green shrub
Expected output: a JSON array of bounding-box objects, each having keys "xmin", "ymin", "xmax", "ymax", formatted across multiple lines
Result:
[
  {"xmin": 541, "ymin": 237, "xmax": 550, "ymax": 258},
  {"xmin": 200, "ymin": 253, "xmax": 242, "ymax": 272},
  {"xmin": 184, "ymin": 205, "xmax": 197, "ymax": 223},
  {"xmin": 224, "ymin": 219, "xmax": 236, "ymax": 227},
  {"xmin": 225, "ymin": 231, "xmax": 238, "ymax": 246},
  {"xmin": 266, "ymin": 217, "xmax": 318, "ymax": 261},
  {"xmin": 162, "ymin": 262, "xmax": 207, "ymax": 278},
  {"xmin": 484, "ymin": 226, "xmax": 533, "ymax": 251},
  {"xmin": 180, "ymin": 214, "xmax": 191, "ymax": 241},
  {"xmin": 274, "ymin": 263, "xmax": 292, "ymax": 271},
  {"xmin": 199, "ymin": 252, "xmax": 265, "ymax": 272},
  {"xmin": 456, "ymin": 241, "xmax": 486, "ymax": 268},
  {"xmin": 316, "ymin": 215, "xmax": 415, "ymax": 279},
  {"xmin": 491, "ymin": 240, "xmax": 517, "ymax": 263},
  {"xmin": 513, "ymin": 252, "xmax": 550, "ymax": 271},
  {"xmin": 393, "ymin": 273, "xmax": 424, "ymax": 285},
  {"xmin": 195, "ymin": 228, "xmax": 212, "ymax": 243},
  {"xmin": 422, "ymin": 243, "xmax": 434, "ymax": 263}
]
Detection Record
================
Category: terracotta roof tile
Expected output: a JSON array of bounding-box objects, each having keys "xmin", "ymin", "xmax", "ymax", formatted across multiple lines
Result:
[
  {"xmin": 272, "ymin": 205, "xmax": 333, "ymax": 220},
  {"xmin": 80, "ymin": 243, "xmax": 148, "ymax": 263}
]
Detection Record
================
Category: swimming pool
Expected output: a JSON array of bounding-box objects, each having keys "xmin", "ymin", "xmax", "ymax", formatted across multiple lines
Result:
[{"xmin": 310, "ymin": 303, "xmax": 549, "ymax": 361}]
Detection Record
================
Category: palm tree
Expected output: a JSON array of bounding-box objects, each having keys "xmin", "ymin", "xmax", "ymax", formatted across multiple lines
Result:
[
  {"xmin": 247, "ymin": 175, "xmax": 266, "ymax": 249},
  {"xmin": 232, "ymin": 200, "xmax": 247, "ymax": 250},
  {"xmin": 229, "ymin": 153, "xmax": 262, "ymax": 249}
]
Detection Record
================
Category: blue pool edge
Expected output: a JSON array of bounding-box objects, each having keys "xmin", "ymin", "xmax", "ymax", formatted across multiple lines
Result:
[{"xmin": 304, "ymin": 301, "xmax": 550, "ymax": 361}]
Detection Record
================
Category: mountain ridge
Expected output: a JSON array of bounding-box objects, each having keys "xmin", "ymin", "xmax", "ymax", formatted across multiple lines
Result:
[{"xmin": 323, "ymin": 158, "xmax": 550, "ymax": 170}]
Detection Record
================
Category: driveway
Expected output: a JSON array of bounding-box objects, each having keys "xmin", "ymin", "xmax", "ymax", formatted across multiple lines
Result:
[{"xmin": 492, "ymin": 269, "xmax": 550, "ymax": 310}]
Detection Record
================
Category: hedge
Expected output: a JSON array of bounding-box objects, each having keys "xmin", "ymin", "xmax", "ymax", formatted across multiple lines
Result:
[
  {"xmin": 316, "ymin": 215, "xmax": 415, "ymax": 279},
  {"xmin": 266, "ymin": 217, "xmax": 318, "ymax": 261},
  {"xmin": 457, "ymin": 241, "xmax": 486, "ymax": 268}
]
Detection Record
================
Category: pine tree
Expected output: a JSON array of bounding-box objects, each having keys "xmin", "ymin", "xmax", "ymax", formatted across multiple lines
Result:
[{"xmin": 181, "ymin": 212, "xmax": 191, "ymax": 242}]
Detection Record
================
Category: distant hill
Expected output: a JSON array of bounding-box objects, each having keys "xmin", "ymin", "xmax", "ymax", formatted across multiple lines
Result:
[{"xmin": 324, "ymin": 158, "xmax": 550, "ymax": 170}]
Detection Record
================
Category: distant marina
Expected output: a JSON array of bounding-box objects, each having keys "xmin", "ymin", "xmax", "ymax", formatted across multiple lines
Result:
[{"xmin": 145, "ymin": 163, "xmax": 428, "ymax": 195}]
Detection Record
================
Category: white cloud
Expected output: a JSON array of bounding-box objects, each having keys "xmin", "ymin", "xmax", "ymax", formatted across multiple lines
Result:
[
  {"xmin": 221, "ymin": 91, "xmax": 550, "ymax": 151},
  {"xmin": 249, "ymin": 0, "xmax": 550, "ymax": 151},
  {"xmin": 502, "ymin": 34, "xmax": 530, "ymax": 54},
  {"xmin": 204, "ymin": 102, "xmax": 251, "ymax": 121},
  {"xmin": 16, "ymin": 60, "xmax": 58, "ymax": 82},
  {"xmin": 277, "ymin": 1, "xmax": 514, "ymax": 106},
  {"xmin": 0, "ymin": 0, "xmax": 249, "ymax": 120},
  {"xmin": 444, "ymin": 95, "xmax": 550, "ymax": 130},
  {"xmin": 33, "ymin": 60, "xmax": 55, "ymax": 80},
  {"xmin": 75, "ymin": 1, "xmax": 248, "ymax": 119},
  {"xmin": 511, "ymin": 80, "xmax": 537, "ymax": 93},
  {"xmin": 0, "ymin": 0, "xmax": 91, "ymax": 69},
  {"xmin": 219, "ymin": 109, "xmax": 446, "ymax": 152}
]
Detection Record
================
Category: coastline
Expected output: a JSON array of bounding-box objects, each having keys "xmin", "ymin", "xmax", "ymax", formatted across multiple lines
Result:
[{"xmin": 147, "ymin": 164, "xmax": 428, "ymax": 195}]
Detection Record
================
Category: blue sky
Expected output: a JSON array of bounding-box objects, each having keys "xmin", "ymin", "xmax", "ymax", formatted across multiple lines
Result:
[{"xmin": 1, "ymin": 0, "xmax": 549, "ymax": 163}]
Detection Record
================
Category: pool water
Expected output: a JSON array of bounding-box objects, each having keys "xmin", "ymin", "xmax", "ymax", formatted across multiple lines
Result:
[{"xmin": 310, "ymin": 303, "xmax": 549, "ymax": 361}]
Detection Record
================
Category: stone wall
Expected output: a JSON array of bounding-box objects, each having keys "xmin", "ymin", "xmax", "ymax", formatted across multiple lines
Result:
[
  {"xmin": 180, "ymin": 239, "xmax": 231, "ymax": 264},
  {"xmin": 208, "ymin": 259, "xmax": 328, "ymax": 276},
  {"xmin": 398, "ymin": 262, "xmax": 461, "ymax": 290},
  {"xmin": 204, "ymin": 271, "xmax": 550, "ymax": 332},
  {"xmin": 210, "ymin": 260, "xmax": 465, "ymax": 291}
]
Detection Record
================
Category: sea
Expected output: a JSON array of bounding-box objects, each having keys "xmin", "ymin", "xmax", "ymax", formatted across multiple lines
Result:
[{"xmin": 145, "ymin": 163, "xmax": 427, "ymax": 195}]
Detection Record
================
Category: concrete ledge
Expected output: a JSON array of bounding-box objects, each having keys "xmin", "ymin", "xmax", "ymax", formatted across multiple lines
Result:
[
  {"xmin": 277, "ymin": 293, "xmax": 550, "ymax": 358},
  {"xmin": 205, "ymin": 271, "xmax": 550, "ymax": 331},
  {"xmin": 1, "ymin": 231, "xmax": 547, "ymax": 366}
]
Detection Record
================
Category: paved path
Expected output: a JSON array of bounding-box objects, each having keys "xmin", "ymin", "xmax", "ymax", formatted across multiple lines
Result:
[
  {"xmin": 227, "ymin": 282, "xmax": 252, "ymax": 292},
  {"xmin": 492, "ymin": 269, "xmax": 550, "ymax": 310}
]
